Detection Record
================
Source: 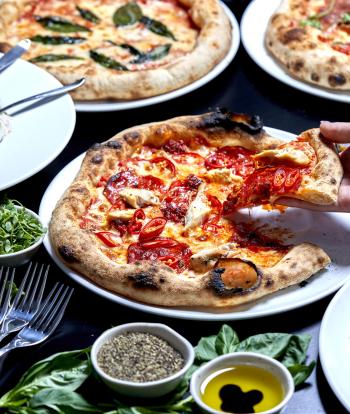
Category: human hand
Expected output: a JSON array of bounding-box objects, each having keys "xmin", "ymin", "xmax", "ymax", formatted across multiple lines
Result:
[{"xmin": 277, "ymin": 121, "xmax": 350, "ymax": 212}]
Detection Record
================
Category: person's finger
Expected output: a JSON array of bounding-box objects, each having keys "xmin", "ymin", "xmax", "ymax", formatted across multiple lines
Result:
[
  {"xmin": 320, "ymin": 121, "xmax": 350, "ymax": 142},
  {"xmin": 276, "ymin": 197, "xmax": 341, "ymax": 212}
]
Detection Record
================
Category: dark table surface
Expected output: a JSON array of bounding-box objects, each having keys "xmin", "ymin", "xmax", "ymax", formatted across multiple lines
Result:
[{"xmin": 0, "ymin": 1, "xmax": 348, "ymax": 413}]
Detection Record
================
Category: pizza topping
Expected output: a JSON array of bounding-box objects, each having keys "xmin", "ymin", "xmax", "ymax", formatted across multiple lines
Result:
[
  {"xmin": 131, "ymin": 44, "xmax": 171, "ymax": 64},
  {"xmin": 140, "ymin": 16, "xmax": 176, "ymax": 40},
  {"xmin": 30, "ymin": 35, "xmax": 86, "ymax": 44},
  {"xmin": 163, "ymin": 139, "xmax": 188, "ymax": 154},
  {"xmin": 90, "ymin": 50, "xmax": 128, "ymax": 71},
  {"xmin": 104, "ymin": 171, "xmax": 139, "ymax": 205},
  {"xmin": 202, "ymin": 195, "xmax": 223, "ymax": 233},
  {"xmin": 119, "ymin": 188, "xmax": 159, "ymax": 208},
  {"xmin": 29, "ymin": 54, "xmax": 84, "ymax": 62},
  {"xmin": 184, "ymin": 183, "xmax": 211, "ymax": 230},
  {"xmin": 205, "ymin": 147, "xmax": 255, "ymax": 177},
  {"xmin": 95, "ymin": 231, "xmax": 120, "ymax": 247},
  {"xmin": 76, "ymin": 6, "xmax": 101, "ymax": 24},
  {"xmin": 127, "ymin": 237, "xmax": 192, "ymax": 273},
  {"xmin": 139, "ymin": 217, "xmax": 167, "ymax": 242},
  {"xmin": 113, "ymin": 2, "xmax": 143, "ymax": 27},
  {"xmin": 150, "ymin": 157, "xmax": 176, "ymax": 174},
  {"xmin": 204, "ymin": 168, "xmax": 244, "ymax": 186},
  {"xmin": 172, "ymin": 152, "xmax": 204, "ymax": 166},
  {"xmin": 35, "ymin": 16, "xmax": 91, "ymax": 32},
  {"xmin": 127, "ymin": 208, "xmax": 146, "ymax": 234},
  {"xmin": 108, "ymin": 209, "xmax": 135, "ymax": 221},
  {"xmin": 253, "ymin": 147, "xmax": 311, "ymax": 166}
]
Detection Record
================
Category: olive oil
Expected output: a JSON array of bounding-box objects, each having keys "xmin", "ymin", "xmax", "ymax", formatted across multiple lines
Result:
[{"xmin": 200, "ymin": 365, "xmax": 284, "ymax": 413}]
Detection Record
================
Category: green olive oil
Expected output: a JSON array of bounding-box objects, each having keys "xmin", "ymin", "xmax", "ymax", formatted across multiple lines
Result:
[{"xmin": 200, "ymin": 365, "xmax": 284, "ymax": 413}]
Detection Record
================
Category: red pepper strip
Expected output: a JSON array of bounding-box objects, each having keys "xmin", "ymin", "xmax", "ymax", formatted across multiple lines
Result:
[
  {"xmin": 150, "ymin": 157, "xmax": 176, "ymax": 174},
  {"xmin": 273, "ymin": 168, "xmax": 287, "ymax": 191},
  {"xmin": 140, "ymin": 237, "xmax": 178, "ymax": 249},
  {"xmin": 139, "ymin": 217, "xmax": 167, "ymax": 242},
  {"xmin": 284, "ymin": 170, "xmax": 301, "ymax": 191},
  {"xmin": 133, "ymin": 209, "xmax": 146, "ymax": 221},
  {"xmin": 95, "ymin": 231, "xmax": 119, "ymax": 247},
  {"xmin": 127, "ymin": 208, "xmax": 146, "ymax": 234},
  {"xmin": 158, "ymin": 255, "xmax": 179, "ymax": 266}
]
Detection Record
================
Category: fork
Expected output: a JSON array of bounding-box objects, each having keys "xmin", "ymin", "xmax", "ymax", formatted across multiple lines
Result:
[
  {"xmin": 0, "ymin": 262, "xmax": 48, "ymax": 342},
  {"xmin": 0, "ymin": 283, "xmax": 73, "ymax": 357},
  {"xmin": 0, "ymin": 267, "xmax": 15, "ymax": 325}
]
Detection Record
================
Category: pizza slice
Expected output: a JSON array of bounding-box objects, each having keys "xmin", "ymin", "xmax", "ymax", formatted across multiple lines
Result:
[{"xmin": 50, "ymin": 109, "xmax": 341, "ymax": 308}]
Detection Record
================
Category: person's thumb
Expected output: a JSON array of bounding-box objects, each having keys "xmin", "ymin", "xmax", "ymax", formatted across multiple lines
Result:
[{"xmin": 320, "ymin": 121, "xmax": 350, "ymax": 142}]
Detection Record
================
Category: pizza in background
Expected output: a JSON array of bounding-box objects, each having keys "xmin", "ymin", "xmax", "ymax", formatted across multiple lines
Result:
[
  {"xmin": 266, "ymin": 0, "xmax": 350, "ymax": 89},
  {"xmin": 0, "ymin": 0, "xmax": 231, "ymax": 100},
  {"xmin": 49, "ymin": 109, "xmax": 343, "ymax": 308}
]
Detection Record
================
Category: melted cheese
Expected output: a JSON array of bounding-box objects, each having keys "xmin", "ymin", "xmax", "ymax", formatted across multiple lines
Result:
[
  {"xmin": 184, "ymin": 183, "xmax": 211, "ymax": 230},
  {"xmin": 108, "ymin": 209, "xmax": 135, "ymax": 221},
  {"xmin": 119, "ymin": 188, "xmax": 159, "ymax": 208},
  {"xmin": 205, "ymin": 168, "xmax": 244, "ymax": 185},
  {"xmin": 254, "ymin": 147, "xmax": 311, "ymax": 166}
]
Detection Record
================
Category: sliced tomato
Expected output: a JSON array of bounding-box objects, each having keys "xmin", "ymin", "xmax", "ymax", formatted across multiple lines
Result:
[
  {"xmin": 95, "ymin": 231, "xmax": 120, "ymax": 247},
  {"xmin": 150, "ymin": 157, "xmax": 176, "ymax": 174},
  {"xmin": 139, "ymin": 217, "xmax": 167, "ymax": 242}
]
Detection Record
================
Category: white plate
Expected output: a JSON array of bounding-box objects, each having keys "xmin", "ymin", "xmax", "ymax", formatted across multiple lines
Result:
[
  {"xmin": 0, "ymin": 58, "xmax": 76, "ymax": 191},
  {"xmin": 241, "ymin": 0, "xmax": 350, "ymax": 103},
  {"xmin": 319, "ymin": 280, "xmax": 350, "ymax": 411},
  {"xmin": 74, "ymin": 3, "xmax": 240, "ymax": 112},
  {"xmin": 39, "ymin": 126, "xmax": 350, "ymax": 320}
]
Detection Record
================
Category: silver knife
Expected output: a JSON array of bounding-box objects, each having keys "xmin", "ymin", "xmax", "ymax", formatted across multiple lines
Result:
[{"xmin": 0, "ymin": 39, "xmax": 31, "ymax": 74}]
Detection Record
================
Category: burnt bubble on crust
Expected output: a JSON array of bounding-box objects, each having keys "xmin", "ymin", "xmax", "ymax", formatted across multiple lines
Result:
[
  {"xmin": 193, "ymin": 108, "xmax": 263, "ymax": 134},
  {"xmin": 128, "ymin": 271, "xmax": 159, "ymax": 290},
  {"xmin": 91, "ymin": 154, "xmax": 103, "ymax": 164},
  {"xmin": 328, "ymin": 74, "xmax": 346, "ymax": 87},
  {"xmin": 281, "ymin": 28, "xmax": 306, "ymax": 44},
  {"xmin": 105, "ymin": 140, "xmax": 123, "ymax": 149},
  {"xmin": 123, "ymin": 131, "xmax": 141, "ymax": 144},
  {"xmin": 208, "ymin": 260, "xmax": 262, "ymax": 297},
  {"xmin": 58, "ymin": 245, "xmax": 79, "ymax": 263}
]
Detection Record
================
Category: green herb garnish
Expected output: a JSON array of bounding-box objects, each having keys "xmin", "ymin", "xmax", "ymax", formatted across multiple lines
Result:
[
  {"xmin": 140, "ymin": 16, "xmax": 176, "ymax": 40},
  {"xmin": 342, "ymin": 12, "xmax": 350, "ymax": 23},
  {"xmin": 90, "ymin": 50, "xmax": 128, "ymax": 70},
  {"xmin": 36, "ymin": 16, "xmax": 91, "ymax": 32},
  {"xmin": 113, "ymin": 2, "xmax": 143, "ymax": 26},
  {"xmin": 29, "ymin": 54, "xmax": 84, "ymax": 63},
  {"xmin": 30, "ymin": 35, "xmax": 86, "ymax": 45},
  {"xmin": 300, "ymin": 17, "xmax": 322, "ymax": 29},
  {"xmin": 118, "ymin": 43, "xmax": 143, "ymax": 56},
  {"xmin": 77, "ymin": 6, "xmax": 101, "ymax": 23},
  {"xmin": 0, "ymin": 325, "xmax": 315, "ymax": 413},
  {"xmin": 131, "ymin": 43, "xmax": 171, "ymax": 64},
  {"xmin": 0, "ymin": 199, "xmax": 45, "ymax": 254}
]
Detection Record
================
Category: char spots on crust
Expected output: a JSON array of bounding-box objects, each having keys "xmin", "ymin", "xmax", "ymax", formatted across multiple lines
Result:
[
  {"xmin": 264, "ymin": 278, "xmax": 274, "ymax": 288},
  {"xmin": 58, "ymin": 245, "xmax": 79, "ymax": 263},
  {"xmin": 0, "ymin": 42, "xmax": 11, "ymax": 53},
  {"xmin": 128, "ymin": 271, "xmax": 159, "ymax": 290},
  {"xmin": 281, "ymin": 28, "xmax": 306, "ymax": 44},
  {"xmin": 311, "ymin": 73, "xmax": 320, "ymax": 82},
  {"xmin": 90, "ymin": 143, "xmax": 102, "ymax": 150},
  {"xmin": 292, "ymin": 59, "xmax": 304, "ymax": 72},
  {"xmin": 331, "ymin": 178, "xmax": 337, "ymax": 185},
  {"xmin": 328, "ymin": 74, "xmax": 346, "ymax": 87},
  {"xmin": 191, "ymin": 108, "xmax": 263, "ymax": 135},
  {"xmin": 105, "ymin": 140, "xmax": 123, "ymax": 149},
  {"xmin": 123, "ymin": 131, "xmax": 141, "ymax": 144},
  {"xmin": 91, "ymin": 154, "xmax": 103, "ymax": 164}
]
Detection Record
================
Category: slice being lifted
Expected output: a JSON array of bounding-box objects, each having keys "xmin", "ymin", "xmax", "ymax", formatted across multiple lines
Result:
[{"xmin": 50, "ymin": 109, "xmax": 342, "ymax": 308}]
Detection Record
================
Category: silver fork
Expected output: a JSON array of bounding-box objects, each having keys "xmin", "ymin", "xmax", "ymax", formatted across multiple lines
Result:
[
  {"xmin": 0, "ymin": 262, "xmax": 48, "ymax": 342},
  {"xmin": 0, "ymin": 267, "xmax": 15, "ymax": 325},
  {"xmin": 0, "ymin": 283, "xmax": 73, "ymax": 357}
]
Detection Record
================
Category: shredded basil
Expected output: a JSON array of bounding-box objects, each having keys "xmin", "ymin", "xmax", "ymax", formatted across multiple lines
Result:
[
  {"xmin": 342, "ymin": 12, "xmax": 350, "ymax": 23},
  {"xmin": 140, "ymin": 16, "xmax": 176, "ymax": 40},
  {"xmin": 29, "ymin": 54, "xmax": 84, "ymax": 63},
  {"xmin": 113, "ymin": 2, "xmax": 143, "ymax": 26},
  {"xmin": 30, "ymin": 35, "xmax": 86, "ymax": 45},
  {"xmin": 90, "ymin": 50, "xmax": 128, "ymax": 70},
  {"xmin": 300, "ymin": 17, "xmax": 322, "ymax": 29},
  {"xmin": 131, "ymin": 44, "xmax": 171, "ymax": 64},
  {"xmin": 36, "ymin": 16, "xmax": 91, "ymax": 33},
  {"xmin": 76, "ymin": 6, "xmax": 100, "ymax": 23},
  {"xmin": 0, "ymin": 199, "xmax": 45, "ymax": 254}
]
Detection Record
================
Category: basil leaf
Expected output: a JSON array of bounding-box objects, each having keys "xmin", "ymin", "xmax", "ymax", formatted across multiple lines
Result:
[
  {"xmin": 288, "ymin": 361, "xmax": 316, "ymax": 386},
  {"xmin": 30, "ymin": 35, "xmax": 86, "ymax": 45},
  {"xmin": 113, "ymin": 2, "xmax": 142, "ymax": 26},
  {"xmin": 233, "ymin": 333, "xmax": 293, "ymax": 358},
  {"xmin": 76, "ymin": 6, "xmax": 100, "ymax": 23},
  {"xmin": 29, "ymin": 54, "xmax": 84, "ymax": 63},
  {"xmin": 36, "ymin": 16, "xmax": 91, "ymax": 33},
  {"xmin": 90, "ymin": 50, "xmax": 128, "ymax": 70},
  {"xmin": 215, "ymin": 324, "xmax": 240, "ymax": 355},
  {"xmin": 140, "ymin": 16, "xmax": 176, "ymax": 40},
  {"xmin": 300, "ymin": 18, "xmax": 321, "ymax": 29},
  {"xmin": 131, "ymin": 44, "xmax": 171, "ymax": 64},
  {"xmin": 119, "ymin": 43, "xmax": 143, "ymax": 56},
  {"xmin": 280, "ymin": 334, "xmax": 312, "ymax": 366},
  {"xmin": 342, "ymin": 12, "xmax": 350, "ymax": 22},
  {"xmin": 195, "ymin": 334, "xmax": 218, "ymax": 362}
]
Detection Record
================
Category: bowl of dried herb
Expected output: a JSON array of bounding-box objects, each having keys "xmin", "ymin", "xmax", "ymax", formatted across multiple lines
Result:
[{"xmin": 91, "ymin": 322, "xmax": 195, "ymax": 398}]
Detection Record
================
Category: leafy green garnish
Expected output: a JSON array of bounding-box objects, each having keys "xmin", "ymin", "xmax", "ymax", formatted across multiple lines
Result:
[
  {"xmin": 131, "ymin": 44, "xmax": 171, "ymax": 64},
  {"xmin": 29, "ymin": 54, "xmax": 84, "ymax": 63},
  {"xmin": 77, "ymin": 6, "xmax": 101, "ymax": 24},
  {"xmin": 0, "ymin": 199, "xmax": 45, "ymax": 254},
  {"xmin": 118, "ymin": 43, "xmax": 143, "ymax": 56},
  {"xmin": 342, "ymin": 12, "xmax": 350, "ymax": 23},
  {"xmin": 90, "ymin": 50, "xmax": 128, "ymax": 70},
  {"xmin": 140, "ymin": 16, "xmax": 176, "ymax": 40},
  {"xmin": 113, "ymin": 2, "xmax": 143, "ymax": 26},
  {"xmin": 36, "ymin": 16, "xmax": 91, "ymax": 33},
  {"xmin": 30, "ymin": 35, "xmax": 86, "ymax": 45},
  {"xmin": 0, "ymin": 325, "xmax": 315, "ymax": 413},
  {"xmin": 300, "ymin": 17, "xmax": 322, "ymax": 29}
]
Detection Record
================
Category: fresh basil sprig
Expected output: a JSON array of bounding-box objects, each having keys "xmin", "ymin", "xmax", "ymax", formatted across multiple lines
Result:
[
  {"xmin": 113, "ymin": 2, "xmax": 143, "ymax": 26},
  {"xmin": 131, "ymin": 44, "xmax": 171, "ymax": 64},
  {"xmin": 90, "ymin": 50, "xmax": 128, "ymax": 70},
  {"xmin": 77, "ymin": 6, "xmax": 101, "ymax": 23},
  {"xmin": 29, "ymin": 54, "xmax": 84, "ymax": 63},
  {"xmin": 30, "ymin": 35, "xmax": 86, "ymax": 45},
  {"xmin": 140, "ymin": 16, "xmax": 176, "ymax": 40},
  {"xmin": 36, "ymin": 16, "xmax": 91, "ymax": 32}
]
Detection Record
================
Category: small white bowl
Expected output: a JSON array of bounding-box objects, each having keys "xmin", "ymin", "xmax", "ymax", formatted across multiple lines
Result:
[
  {"xmin": 190, "ymin": 352, "xmax": 294, "ymax": 414},
  {"xmin": 0, "ymin": 206, "xmax": 45, "ymax": 267},
  {"xmin": 91, "ymin": 322, "xmax": 195, "ymax": 398}
]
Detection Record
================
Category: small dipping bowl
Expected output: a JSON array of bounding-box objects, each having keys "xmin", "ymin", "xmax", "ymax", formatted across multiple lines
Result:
[
  {"xmin": 0, "ymin": 207, "xmax": 45, "ymax": 267},
  {"xmin": 190, "ymin": 352, "xmax": 294, "ymax": 414},
  {"xmin": 91, "ymin": 322, "xmax": 195, "ymax": 398}
]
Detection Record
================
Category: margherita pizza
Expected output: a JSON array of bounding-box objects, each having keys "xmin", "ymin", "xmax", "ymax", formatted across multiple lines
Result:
[
  {"xmin": 0, "ymin": 0, "xmax": 231, "ymax": 100},
  {"xmin": 266, "ymin": 0, "xmax": 350, "ymax": 89},
  {"xmin": 50, "ymin": 109, "xmax": 343, "ymax": 307}
]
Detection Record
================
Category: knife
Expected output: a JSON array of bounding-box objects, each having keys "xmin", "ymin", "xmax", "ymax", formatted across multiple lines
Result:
[{"xmin": 0, "ymin": 39, "xmax": 31, "ymax": 74}]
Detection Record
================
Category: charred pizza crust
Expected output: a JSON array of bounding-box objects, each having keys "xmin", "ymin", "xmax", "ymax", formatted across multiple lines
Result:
[
  {"xmin": 265, "ymin": 0, "xmax": 350, "ymax": 89},
  {"xmin": 50, "ymin": 110, "xmax": 340, "ymax": 307},
  {"xmin": 0, "ymin": 0, "xmax": 231, "ymax": 100}
]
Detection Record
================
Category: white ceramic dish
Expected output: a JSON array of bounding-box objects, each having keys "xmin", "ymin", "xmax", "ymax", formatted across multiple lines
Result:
[
  {"xmin": 0, "ymin": 206, "xmax": 45, "ymax": 267},
  {"xmin": 319, "ymin": 280, "xmax": 350, "ymax": 411},
  {"xmin": 0, "ymin": 57, "xmax": 76, "ymax": 191},
  {"xmin": 241, "ymin": 0, "xmax": 350, "ymax": 103},
  {"xmin": 74, "ymin": 3, "xmax": 239, "ymax": 112},
  {"xmin": 91, "ymin": 322, "xmax": 194, "ymax": 398},
  {"xmin": 190, "ymin": 352, "xmax": 294, "ymax": 414},
  {"xmin": 39, "ymin": 126, "xmax": 350, "ymax": 320}
]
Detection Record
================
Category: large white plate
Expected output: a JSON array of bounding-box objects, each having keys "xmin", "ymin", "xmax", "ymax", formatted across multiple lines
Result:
[
  {"xmin": 241, "ymin": 0, "xmax": 350, "ymax": 103},
  {"xmin": 319, "ymin": 280, "xmax": 350, "ymax": 411},
  {"xmin": 74, "ymin": 3, "xmax": 239, "ymax": 112},
  {"xmin": 39, "ymin": 126, "xmax": 350, "ymax": 320},
  {"xmin": 0, "ymin": 58, "xmax": 76, "ymax": 191}
]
